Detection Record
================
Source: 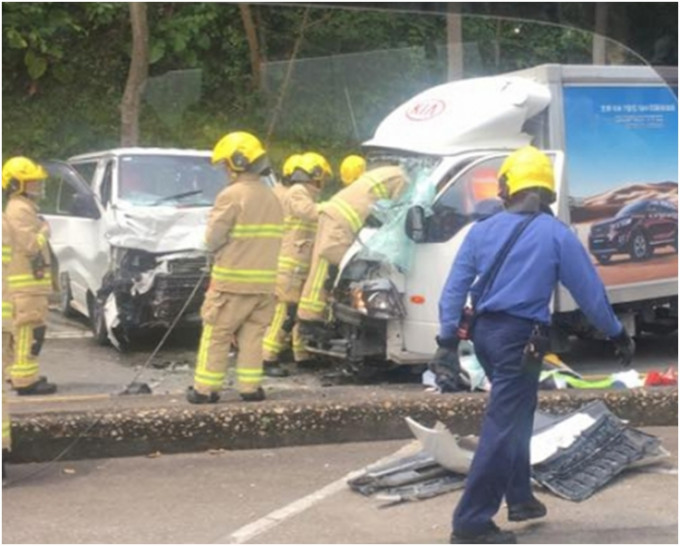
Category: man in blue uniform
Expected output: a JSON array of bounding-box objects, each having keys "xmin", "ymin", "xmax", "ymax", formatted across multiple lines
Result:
[{"xmin": 435, "ymin": 146, "xmax": 635, "ymax": 544}]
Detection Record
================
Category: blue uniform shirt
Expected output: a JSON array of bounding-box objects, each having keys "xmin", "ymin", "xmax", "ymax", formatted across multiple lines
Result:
[{"xmin": 438, "ymin": 211, "xmax": 623, "ymax": 340}]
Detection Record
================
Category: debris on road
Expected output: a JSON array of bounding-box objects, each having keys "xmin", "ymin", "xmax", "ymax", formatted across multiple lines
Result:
[{"xmin": 348, "ymin": 401, "xmax": 669, "ymax": 505}]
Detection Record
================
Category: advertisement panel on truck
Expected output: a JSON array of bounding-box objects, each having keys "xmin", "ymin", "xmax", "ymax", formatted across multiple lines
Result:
[{"xmin": 564, "ymin": 85, "xmax": 678, "ymax": 286}]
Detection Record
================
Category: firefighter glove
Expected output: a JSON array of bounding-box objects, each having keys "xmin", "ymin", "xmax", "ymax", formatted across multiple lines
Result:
[{"xmin": 612, "ymin": 329, "xmax": 635, "ymax": 368}]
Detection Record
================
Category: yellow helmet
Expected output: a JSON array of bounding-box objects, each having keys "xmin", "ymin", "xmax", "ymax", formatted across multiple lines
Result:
[
  {"xmin": 340, "ymin": 155, "xmax": 366, "ymax": 186},
  {"xmin": 211, "ymin": 131, "xmax": 266, "ymax": 172},
  {"xmin": 498, "ymin": 146, "xmax": 554, "ymax": 197},
  {"xmin": 2, "ymin": 156, "xmax": 48, "ymax": 193},
  {"xmin": 282, "ymin": 154, "xmax": 303, "ymax": 180},
  {"xmin": 299, "ymin": 152, "xmax": 332, "ymax": 184}
]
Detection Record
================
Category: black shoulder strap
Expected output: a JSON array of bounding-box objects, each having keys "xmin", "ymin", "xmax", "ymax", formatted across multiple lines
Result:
[{"xmin": 471, "ymin": 213, "xmax": 539, "ymax": 308}]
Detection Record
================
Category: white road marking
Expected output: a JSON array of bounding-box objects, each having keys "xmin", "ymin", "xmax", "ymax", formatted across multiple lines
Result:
[{"xmin": 219, "ymin": 441, "xmax": 420, "ymax": 544}]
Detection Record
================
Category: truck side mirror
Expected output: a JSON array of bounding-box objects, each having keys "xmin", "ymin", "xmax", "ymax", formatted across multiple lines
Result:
[
  {"xmin": 405, "ymin": 205, "xmax": 427, "ymax": 243},
  {"xmin": 71, "ymin": 193, "xmax": 101, "ymax": 219}
]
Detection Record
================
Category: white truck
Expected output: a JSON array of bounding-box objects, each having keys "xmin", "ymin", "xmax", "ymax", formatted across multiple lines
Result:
[{"xmin": 310, "ymin": 64, "xmax": 678, "ymax": 371}]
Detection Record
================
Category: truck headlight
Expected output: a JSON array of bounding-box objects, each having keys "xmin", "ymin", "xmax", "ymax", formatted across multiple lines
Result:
[{"xmin": 350, "ymin": 279, "xmax": 405, "ymax": 319}]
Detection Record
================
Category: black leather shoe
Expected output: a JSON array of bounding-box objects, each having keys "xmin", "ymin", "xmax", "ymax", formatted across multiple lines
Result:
[
  {"xmin": 264, "ymin": 361, "xmax": 289, "ymax": 378},
  {"xmin": 240, "ymin": 387, "xmax": 265, "ymax": 402},
  {"xmin": 15, "ymin": 376, "xmax": 57, "ymax": 396},
  {"xmin": 451, "ymin": 523, "xmax": 517, "ymax": 544},
  {"xmin": 508, "ymin": 496, "xmax": 547, "ymax": 522},
  {"xmin": 186, "ymin": 386, "xmax": 219, "ymax": 404}
]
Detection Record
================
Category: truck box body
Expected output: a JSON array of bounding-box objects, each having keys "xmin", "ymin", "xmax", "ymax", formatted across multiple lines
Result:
[{"xmin": 318, "ymin": 64, "xmax": 678, "ymax": 366}]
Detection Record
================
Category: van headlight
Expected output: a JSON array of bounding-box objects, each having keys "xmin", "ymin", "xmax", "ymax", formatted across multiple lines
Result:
[{"xmin": 350, "ymin": 279, "xmax": 405, "ymax": 319}]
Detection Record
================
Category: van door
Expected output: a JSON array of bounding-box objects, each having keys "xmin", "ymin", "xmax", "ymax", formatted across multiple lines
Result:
[
  {"xmin": 41, "ymin": 161, "xmax": 109, "ymax": 317},
  {"xmin": 395, "ymin": 151, "xmax": 564, "ymax": 358}
]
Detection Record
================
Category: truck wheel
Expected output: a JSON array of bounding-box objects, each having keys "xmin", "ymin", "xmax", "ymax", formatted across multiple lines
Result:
[
  {"xmin": 58, "ymin": 272, "xmax": 78, "ymax": 318},
  {"xmin": 88, "ymin": 295, "xmax": 110, "ymax": 346},
  {"xmin": 629, "ymin": 232, "xmax": 650, "ymax": 261},
  {"xmin": 595, "ymin": 254, "xmax": 612, "ymax": 265}
]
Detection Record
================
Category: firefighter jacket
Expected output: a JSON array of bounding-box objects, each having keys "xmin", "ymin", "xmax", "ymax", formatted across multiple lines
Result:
[
  {"xmin": 276, "ymin": 182, "xmax": 321, "ymax": 302},
  {"xmin": 205, "ymin": 172, "xmax": 284, "ymax": 294},
  {"xmin": 2, "ymin": 214, "xmax": 13, "ymax": 332},
  {"xmin": 5, "ymin": 195, "xmax": 53, "ymax": 297},
  {"xmin": 324, "ymin": 166, "xmax": 408, "ymax": 234}
]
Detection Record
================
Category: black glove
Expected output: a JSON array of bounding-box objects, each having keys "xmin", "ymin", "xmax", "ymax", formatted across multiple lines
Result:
[
  {"xmin": 428, "ymin": 336, "xmax": 465, "ymax": 393},
  {"xmin": 611, "ymin": 329, "xmax": 635, "ymax": 368}
]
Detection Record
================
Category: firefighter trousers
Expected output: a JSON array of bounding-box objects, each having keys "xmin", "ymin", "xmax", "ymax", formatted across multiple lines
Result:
[
  {"xmin": 452, "ymin": 312, "xmax": 539, "ymax": 536},
  {"xmin": 2, "ymin": 331, "xmax": 13, "ymax": 450},
  {"xmin": 193, "ymin": 290, "xmax": 276, "ymax": 395},
  {"xmin": 262, "ymin": 302, "xmax": 310, "ymax": 363},
  {"xmin": 10, "ymin": 294, "xmax": 48, "ymax": 389}
]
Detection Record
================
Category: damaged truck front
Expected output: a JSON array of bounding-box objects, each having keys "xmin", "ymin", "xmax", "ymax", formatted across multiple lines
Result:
[
  {"xmin": 41, "ymin": 149, "xmax": 228, "ymax": 349},
  {"xmin": 307, "ymin": 64, "xmax": 678, "ymax": 372}
]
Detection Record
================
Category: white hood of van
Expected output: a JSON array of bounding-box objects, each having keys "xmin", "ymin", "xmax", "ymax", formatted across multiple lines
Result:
[
  {"xmin": 364, "ymin": 76, "xmax": 551, "ymax": 155},
  {"xmin": 105, "ymin": 202, "xmax": 209, "ymax": 253}
]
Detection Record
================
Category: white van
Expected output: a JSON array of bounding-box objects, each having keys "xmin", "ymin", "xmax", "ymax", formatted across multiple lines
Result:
[
  {"xmin": 41, "ymin": 148, "xmax": 228, "ymax": 349},
  {"xmin": 309, "ymin": 64, "xmax": 678, "ymax": 369}
]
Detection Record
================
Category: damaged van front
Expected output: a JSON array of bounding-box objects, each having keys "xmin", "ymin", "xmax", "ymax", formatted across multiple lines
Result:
[{"xmin": 42, "ymin": 149, "xmax": 228, "ymax": 349}]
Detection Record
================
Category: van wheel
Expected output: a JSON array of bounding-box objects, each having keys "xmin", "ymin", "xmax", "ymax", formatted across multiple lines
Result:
[
  {"xmin": 88, "ymin": 295, "xmax": 110, "ymax": 346},
  {"xmin": 629, "ymin": 231, "xmax": 650, "ymax": 261},
  {"xmin": 58, "ymin": 273, "xmax": 78, "ymax": 318},
  {"xmin": 595, "ymin": 254, "xmax": 612, "ymax": 265}
]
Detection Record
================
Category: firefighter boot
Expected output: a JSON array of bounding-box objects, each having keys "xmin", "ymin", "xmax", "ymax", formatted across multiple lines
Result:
[
  {"xmin": 508, "ymin": 496, "xmax": 547, "ymax": 522},
  {"xmin": 15, "ymin": 376, "xmax": 57, "ymax": 396},
  {"xmin": 451, "ymin": 523, "xmax": 517, "ymax": 544},
  {"xmin": 186, "ymin": 386, "xmax": 220, "ymax": 405},
  {"xmin": 264, "ymin": 360, "xmax": 289, "ymax": 378},
  {"xmin": 240, "ymin": 387, "xmax": 265, "ymax": 402}
]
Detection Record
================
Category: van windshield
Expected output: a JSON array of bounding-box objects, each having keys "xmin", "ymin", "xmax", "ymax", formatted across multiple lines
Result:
[{"xmin": 118, "ymin": 155, "xmax": 228, "ymax": 207}]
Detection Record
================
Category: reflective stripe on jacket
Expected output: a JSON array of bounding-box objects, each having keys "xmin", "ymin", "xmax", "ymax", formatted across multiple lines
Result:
[{"xmin": 2, "ymin": 215, "xmax": 13, "ymax": 330}]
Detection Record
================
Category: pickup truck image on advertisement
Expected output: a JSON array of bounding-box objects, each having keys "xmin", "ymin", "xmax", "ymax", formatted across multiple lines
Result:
[
  {"xmin": 588, "ymin": 199, "xmax": 678, "ymax": 264},
  {"xmin": 304, "ymin": 64, "xmax": 678, "ymax": 374},
  {"xmin": 40, "ymin": 148, "xmax": 228, "ymax": 350}
]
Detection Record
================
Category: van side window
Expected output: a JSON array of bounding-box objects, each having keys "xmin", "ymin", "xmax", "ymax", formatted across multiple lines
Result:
[
  {"xmin": 71, "ymin": 161, "xmax": 98, "ymax": 188},
  {"xmin": 426, "ymin": 157, "xmax": 505, "ymax": 243},
  {"xmin": 100, "ymin": 161, "xmax": 113, "ymax": 207}
]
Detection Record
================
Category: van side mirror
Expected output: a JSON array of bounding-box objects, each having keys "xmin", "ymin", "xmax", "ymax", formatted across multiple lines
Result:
[
  {"xmin": 71, "ymin": 193, "xmax": 101, "ymax": 219},
  {"xmin": 405, "ymin": 205, "xmax": 427, "ymax": 243}
]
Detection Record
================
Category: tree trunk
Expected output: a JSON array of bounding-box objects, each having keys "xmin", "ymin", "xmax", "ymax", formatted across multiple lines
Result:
[
  {"xmin": 446, "ymin": 3, "xmax": 464, "ymax": 81},
  {"xmin": 240, "ymin": 3, "xmax": 261, "ymax": 90},
  {"xmin": 121, "ymin": 2, "xmax": 149, "ymax": 146},
  {"xmin": 593, "ymin": 3, "xmax": 608, "ymax": 65}
]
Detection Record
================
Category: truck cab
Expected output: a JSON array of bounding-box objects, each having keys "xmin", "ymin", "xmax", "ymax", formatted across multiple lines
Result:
[{"xmin": 307, "ymin": 64, "xmax": 678, "ymax": 371}]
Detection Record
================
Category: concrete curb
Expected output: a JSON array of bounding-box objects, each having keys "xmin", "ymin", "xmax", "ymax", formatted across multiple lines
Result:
[{"xmin": 9, "ymin": 387, "xmax": 678, "ymax": 463}]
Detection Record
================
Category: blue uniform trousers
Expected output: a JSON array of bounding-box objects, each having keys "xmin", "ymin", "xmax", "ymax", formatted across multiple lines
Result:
[{"xmin": 453, "ymin": 312, "xmax": 540, "ymax": 535}]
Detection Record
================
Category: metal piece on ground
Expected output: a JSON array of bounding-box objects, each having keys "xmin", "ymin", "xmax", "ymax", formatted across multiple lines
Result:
[{"xmin": 405, "ymin": 417, "xmax": 474, "ymax": 474}]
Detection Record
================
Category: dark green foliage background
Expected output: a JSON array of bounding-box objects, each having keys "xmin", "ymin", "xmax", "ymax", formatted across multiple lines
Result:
[{"xmin": 1, "ymin": 3, "xmax": 652, "ymax": 177}]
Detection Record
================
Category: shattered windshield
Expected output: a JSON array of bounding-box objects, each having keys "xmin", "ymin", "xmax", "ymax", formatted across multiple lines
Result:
[{"xmin": 118, "ymin": 155, "xmax": 227, "ymax": 207}]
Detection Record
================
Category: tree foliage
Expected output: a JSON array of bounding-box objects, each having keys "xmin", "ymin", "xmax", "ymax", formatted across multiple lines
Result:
[{"xmin": 1, "ymin": 3, "xmax": 662, "ymax": 172}]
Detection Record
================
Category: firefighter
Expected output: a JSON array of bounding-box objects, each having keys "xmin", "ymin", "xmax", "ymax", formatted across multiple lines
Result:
[
  {"xmin": 436, "ymin": 146, "xmax": 635, "ymax": 544},
  {"xmin": 2, "ymin": 157, "xmax": 57, "ymax": 396},
  {"xmin": 187, "ymin": 132, "xmax": 284, "ymax": 404},
  {"xmin": 272, "ymin": 153, "xmax": 302, "ymax": 205},
  {"xmin": 339, "ymin": 154, "xmax": 366, "ymax": 187},
  {"xmin": 262, "ymin": 152, "xmax": 331, "ymax": 377},
  {"xmin": 2, "ymin": 213, "xmax": 14, "ymax": 481},
  {"xmin": 297, "ymin": 162, "xmax": 409, "ymax": 330}
]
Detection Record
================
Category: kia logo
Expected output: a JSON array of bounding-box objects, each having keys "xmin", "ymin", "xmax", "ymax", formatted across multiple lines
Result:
[{"xmin": 406, "ymin": 99, "xmax": 446, "ymax": 121}]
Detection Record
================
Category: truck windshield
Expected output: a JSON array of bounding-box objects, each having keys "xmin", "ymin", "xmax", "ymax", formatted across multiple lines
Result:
[
  {"xmin": 365, "ymin": 151, "xmax": 442, "ymax": 191},
  {"xmin": 118, "ymin": 155, "xmax": 227, "ymax": 207}
]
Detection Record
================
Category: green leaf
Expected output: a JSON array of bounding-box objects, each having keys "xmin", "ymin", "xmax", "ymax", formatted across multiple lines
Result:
[
  {"xmin": 149, "ymin": 41, "xmax": 166, "ymax": 64},
  {"xmin": 7, "ymin": 29, "xmax": 28, "ymax": 49},
  {"xmin": 24, "ymin": 50, "xmax": 47, "ymax": 80}
]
